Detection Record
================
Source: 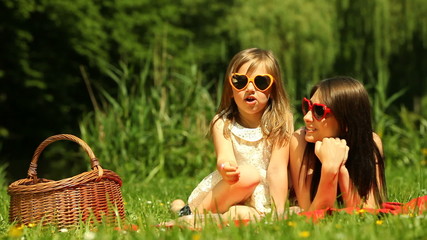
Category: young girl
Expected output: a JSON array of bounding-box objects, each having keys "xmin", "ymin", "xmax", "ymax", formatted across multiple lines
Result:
[
  {"xmin": 172, "ymin": 48, "xmax": 293, "ymax": 219},
  {"xmin": 289, "ymin": 76, "xmax": 387, "ymax": 212}
]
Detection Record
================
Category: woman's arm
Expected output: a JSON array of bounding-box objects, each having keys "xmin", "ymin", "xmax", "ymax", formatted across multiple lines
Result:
[
  {"xmin": 267, "ymin": 119, "xmax": 294, "ymax": 216},
  {"xmin": 289, "ymin": 129, "xmax": 312, "ymax": 211},
  {"xmin": 308, "ymin": 138, "xmax": 349, "ymax": 211},
  {"xmin": 338, "ymin": 165, "xmax": 357, "ymax": 207},
  {"xmin": 338, "ymin": 166, "xmax": 372, "ymax": 208},
  {"xmin": 290, "ymin": 132, "xmax": 349, "ymax": 211},
  {"xmin": 338, "ymin": 133, "xmax": 384, "ymax": 208},
  {"xmin": 211, "ymin": 116, "xmax": 240, "ymax": 184}
]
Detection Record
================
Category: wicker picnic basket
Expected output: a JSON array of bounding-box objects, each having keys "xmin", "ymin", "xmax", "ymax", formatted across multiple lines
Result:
[{"xmin": 7, "ymin": 134, "xmax": 125, "ymax": 227}]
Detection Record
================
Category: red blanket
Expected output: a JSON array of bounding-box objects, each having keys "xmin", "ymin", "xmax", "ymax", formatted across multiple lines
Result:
[
  {"xmin": 299, "ymin": 195, "xmax": 427, "ymax": 221},
  {"xmin": 156, "ymin": 195, "xmax": 427, "ymax": 230}
]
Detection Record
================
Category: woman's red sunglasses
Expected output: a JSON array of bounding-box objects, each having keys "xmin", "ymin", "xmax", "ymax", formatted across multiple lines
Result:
[
  {"xmin": 302, "ymin": 97, "xmax": 333, "ymax": 121},
  {"xmin": 229, "ymin": 73, "xmax": 274, "ymax": 92}
]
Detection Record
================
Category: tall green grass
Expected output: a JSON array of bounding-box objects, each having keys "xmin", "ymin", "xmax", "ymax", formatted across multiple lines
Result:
[
  {"xmin": 79, "ymin": 55, "xmax": 217, "ymax": 182},
  {"xmin": 367, "ymin": 71, "xmax": 427, "ymax": 168},
  {"xmin": 0, "ymin": 163, "xmax": 9, "ymax": 234}
]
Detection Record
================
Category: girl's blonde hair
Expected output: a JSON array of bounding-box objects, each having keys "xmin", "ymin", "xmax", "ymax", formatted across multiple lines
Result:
[{"xmin": 211, "ymin": 48, "xmax": 292, "ymax": 146}]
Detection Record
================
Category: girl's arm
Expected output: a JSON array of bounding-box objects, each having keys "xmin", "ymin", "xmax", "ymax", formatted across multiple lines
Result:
[
  {"xmin": 211, "ymin": 116, "xmax": 240, "ymax": 184},
  {"xmin": 267, "ymin": 119, "xmax": 293, "ymax": 216}
]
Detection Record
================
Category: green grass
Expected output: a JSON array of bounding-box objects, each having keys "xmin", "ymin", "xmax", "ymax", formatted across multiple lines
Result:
[
  {"xmin": 1, "ymin": 165, "xmax": 426, "ymax": 240},
  {"xmin": 2, "ymin": 47, "xmax": 426, "ymax": 239}
]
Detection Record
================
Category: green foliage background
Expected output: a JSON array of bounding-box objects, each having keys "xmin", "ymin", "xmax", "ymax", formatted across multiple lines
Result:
[
  {"xmin": 0, "ymin": 1, "xmax": 426, "ymax": 238},
  {"xmin": 0, "ymin": 0, "xmax": 426, "ymax": 183}
]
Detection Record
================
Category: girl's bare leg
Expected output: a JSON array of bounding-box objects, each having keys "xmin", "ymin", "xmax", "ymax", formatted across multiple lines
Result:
[{"xmin": 192, "ymin": 165, "xmax": 260, "ymax": 214}]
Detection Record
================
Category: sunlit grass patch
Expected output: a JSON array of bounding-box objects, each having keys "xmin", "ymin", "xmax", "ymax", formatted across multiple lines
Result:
[{"xmin": 0, "ymin": 172, "xmax": 426, "ymax": 239}]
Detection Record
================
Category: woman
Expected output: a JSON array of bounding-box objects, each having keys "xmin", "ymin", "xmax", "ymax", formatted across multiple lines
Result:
[{"xmin": 290, "ymin": 76, "xmax": 386, "ymax": 211}]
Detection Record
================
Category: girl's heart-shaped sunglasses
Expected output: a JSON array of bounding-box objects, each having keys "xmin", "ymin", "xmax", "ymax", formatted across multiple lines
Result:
[{"xmin": 229, "ymin": 73, "xmax": 274, "ymax": 92}]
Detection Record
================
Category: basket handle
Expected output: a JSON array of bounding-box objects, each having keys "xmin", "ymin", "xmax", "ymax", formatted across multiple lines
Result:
[{"xmin": 27, "ymin": 134, "xmax": 101, "ymax": 180}]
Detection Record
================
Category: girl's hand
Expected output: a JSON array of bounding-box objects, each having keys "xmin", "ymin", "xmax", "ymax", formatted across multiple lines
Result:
[
  {"xmin": 315, "ymin": 138, "xmax": 349, "ymax": 170},
  {"xmin": 219, "ymin": 161, "xmax": 240, "ymax": 185}
]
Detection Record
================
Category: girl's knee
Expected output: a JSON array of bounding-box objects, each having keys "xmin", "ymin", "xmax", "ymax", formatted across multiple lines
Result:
[
  {"xmin": 236, "ymin": 165, "xmax": 261, "ymax": 189},
  {"xmin": 170, "ymin": 199, "xmax": 186, "ymax": 213}
]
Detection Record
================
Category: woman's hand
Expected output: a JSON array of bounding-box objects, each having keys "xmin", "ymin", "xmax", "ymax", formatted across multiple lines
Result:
[
  {"xmin": 315, "ymin": 138, "xmax": 349, "ymax": 171},
  {"xmin": 219, "ymin": 161, "xmax": 240, "ymax": 185}
]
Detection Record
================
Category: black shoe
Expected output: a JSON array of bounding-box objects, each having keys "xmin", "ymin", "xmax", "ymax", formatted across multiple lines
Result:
[{"xmin": 178, "ymin": 205, "xmax": 192, "ymax": 217}]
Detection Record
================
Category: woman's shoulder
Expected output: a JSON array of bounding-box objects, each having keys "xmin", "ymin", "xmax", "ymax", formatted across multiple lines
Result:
[
  {"xmin": 372, "ymin": 132, "xmax": 384, "ymax": 155},
  {"xmin": 372, "ymin": 132, "xmax": 382, "ymax": 147},
  {"xmin": 372, "ymin": 132, "xmax": 382, "ymax": 143},
  {"xmin": 290, "ymin": 128, "xmax": 307, "ymax": 150},
  {"xmin": 292, "ymin": 128, "xmax": 306, "ymax": 140}
]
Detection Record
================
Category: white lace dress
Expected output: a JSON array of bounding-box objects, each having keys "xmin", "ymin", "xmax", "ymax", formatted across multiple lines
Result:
[{"xmin": 187, "ymin": 121, "xmax": 272, "ymax": 214}]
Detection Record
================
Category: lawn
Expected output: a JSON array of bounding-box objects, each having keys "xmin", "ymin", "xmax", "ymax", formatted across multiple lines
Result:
[{"xmin": 0, "ymin": 164, "xmax": 426, "ymax": 240}]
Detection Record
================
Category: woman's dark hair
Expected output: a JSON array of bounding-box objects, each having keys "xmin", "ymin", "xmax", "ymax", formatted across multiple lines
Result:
[{"xmin": 302, "ymin": 76, "xmax": 386, "ymax": 206}]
